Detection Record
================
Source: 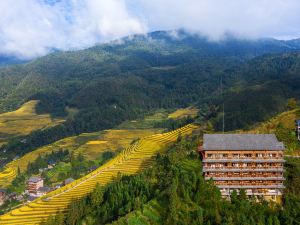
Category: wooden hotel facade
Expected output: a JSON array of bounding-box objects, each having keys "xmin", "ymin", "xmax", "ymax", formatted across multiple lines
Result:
[{"xmin": 200, "ymin": 134, "xmax": 285, "ymax": 201}]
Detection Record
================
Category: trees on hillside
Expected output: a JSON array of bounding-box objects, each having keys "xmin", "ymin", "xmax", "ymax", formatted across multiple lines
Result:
[{"xmin": 43, "ymin": 138, "xmax": 300, "ymax": 225}]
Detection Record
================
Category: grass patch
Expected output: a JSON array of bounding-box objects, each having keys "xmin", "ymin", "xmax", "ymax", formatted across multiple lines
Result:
[{"xmin": 168, "ymin": 107, "xmax": 198, "ymax": 120}]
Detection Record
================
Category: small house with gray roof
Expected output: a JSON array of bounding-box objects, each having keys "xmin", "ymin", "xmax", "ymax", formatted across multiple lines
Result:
[
  {"xmin": 26, "ymin": 177, "xmax": 43, "ymax": 195},
  {"xmin": 200, "ymin": 134, "xmax": 285, "ymax": 201}
]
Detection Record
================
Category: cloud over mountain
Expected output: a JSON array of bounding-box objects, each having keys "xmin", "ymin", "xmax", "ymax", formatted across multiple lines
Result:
[
  {"xmin": 133, "ymin": 0, "xmax": 300, "ymax": 40},
  {"xmin": 1, "ymin": 0, "xmax": 300, "ymax": 59}
]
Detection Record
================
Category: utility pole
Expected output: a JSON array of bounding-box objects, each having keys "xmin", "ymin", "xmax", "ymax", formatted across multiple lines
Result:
[{"xmin": 221, "ymin": 75, "xmax": 225, "ymax": 133}]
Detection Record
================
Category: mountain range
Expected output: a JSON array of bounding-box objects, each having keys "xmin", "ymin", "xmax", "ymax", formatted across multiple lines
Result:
[{"xmin": 0, "ymin": 30, "xmax": 300, "ymax": 135}]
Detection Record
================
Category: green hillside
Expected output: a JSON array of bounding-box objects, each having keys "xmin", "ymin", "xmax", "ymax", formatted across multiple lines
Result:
[
  {"xmin": 42, "ymin": 132, "xmax": 300, "ymax": 225},
  {"xmin": 0, "ymin": 33, "xmax": 300, "ymax": 167},
  {"xmin": 1, "ymin": 31, "xmax": 300, "ymax": 224}
]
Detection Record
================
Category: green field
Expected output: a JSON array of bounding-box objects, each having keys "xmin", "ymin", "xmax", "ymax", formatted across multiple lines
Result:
[{"xmin": 117, "ymin": 109, "xmax": 170, "ymax": 129}]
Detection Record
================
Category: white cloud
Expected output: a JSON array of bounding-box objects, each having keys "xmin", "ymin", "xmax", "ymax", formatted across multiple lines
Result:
[
  {"xmin": 0, "ymin": 0, "xmax": 147, "ymax": 59},
  {"xmin": 131, "ymin": 0, "xmax": 300, "ymax": 40},
  {"xmin": 1, "ymin": 0, "xmax": 300, "ymax": 59}
]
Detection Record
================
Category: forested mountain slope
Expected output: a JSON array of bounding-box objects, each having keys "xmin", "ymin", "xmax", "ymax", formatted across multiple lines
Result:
[
  {"xmin": 1, "ymin": 31, "xmax": 300, "ymax": 114},
  {"xmin": 0, "ymin": 31, "xmax": 300, "ymax": 161},
  {"xmin": 214, "ymin": 52, "xmax": 300, "ymax": 130}
]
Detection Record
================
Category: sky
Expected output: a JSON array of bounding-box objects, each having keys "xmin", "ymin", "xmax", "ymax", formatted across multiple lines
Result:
[{"xmin": 0, "ymin": 0, "xmax": 300, "ymax": 59}]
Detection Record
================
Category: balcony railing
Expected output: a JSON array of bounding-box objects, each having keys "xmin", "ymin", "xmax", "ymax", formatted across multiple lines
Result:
[
  {"xmin": 205, "ymin": 177, "xmax": 285, "ymax": 181},
  {"xmin": 206, "ymin": 156, "xmax": 280, "ymax": 160},
  {"xmin": 220, "ymin": 190, "xmax": 283, "ymax": 196},
  {"xmin": 217, "ymin": 185, "xmax": 285, "ymax": 189},
  {"xmin": 202, "ymin": 167, "xmax": 284, "ymax": 172},
  {"xmin": 202, "ymin": 159, "xmax": 285, "ymax": 163}
]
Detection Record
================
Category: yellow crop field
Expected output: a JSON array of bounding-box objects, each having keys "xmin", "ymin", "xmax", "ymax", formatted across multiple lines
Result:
[
  {"xmin": 168, "ymin": 107, "xmax": 198, "ymax": 120},
  {"xmin": 0, "ymin": 106, "xmax": 197, "ymax": 187},
  {"xmin": 0, "ymin": 100, "xmax": 64, "ymax": 145},
  {"xmin": 0, "ymin": 124, "xmax": 198, "ymax": 225},
  {"xmin": 75, "ymin": 129, "xmax": 163, "ymax": 160},
  {"xmin": 87, "ymin": 140, "xmax": 108, "ymax": 144},
  {"xmin": 0, "ymin": 128, "xmax": 162, "ymax": 187}
]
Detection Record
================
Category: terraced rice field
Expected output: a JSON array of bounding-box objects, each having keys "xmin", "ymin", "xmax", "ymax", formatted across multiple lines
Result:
[
  {"xmin": 0, "ymin": 124, "xmax": 198, "ymax": 225},
  {"xmin": 0, "ymin": 129, "xmax": 162, "ymax": 187},
  {"xmin": 0, "ymin": 106, "xmax": 193, "ymax": 187},
  {"xmin": 0, "ymin": 100, "xmax": 64, "ymax": 146},
  {"xmin": 168, "ymin": 107, "xmax": 198, "ymax": 120}
]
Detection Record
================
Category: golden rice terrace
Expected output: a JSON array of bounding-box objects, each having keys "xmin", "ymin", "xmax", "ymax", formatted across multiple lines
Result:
[{"xmin": 0, "ymin": 124, "xmax": 198, "ymax": 225}]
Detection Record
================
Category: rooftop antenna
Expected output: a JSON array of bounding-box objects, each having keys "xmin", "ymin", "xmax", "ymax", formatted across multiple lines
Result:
[{"xmin": 221, "ymin": 74, "xmax": 225, "ymax": 133}]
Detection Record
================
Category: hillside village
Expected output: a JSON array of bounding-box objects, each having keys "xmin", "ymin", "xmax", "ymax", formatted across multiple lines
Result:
[{"xmin": 0, "ymin": 101, "xmax": 299, "ymax": 224}]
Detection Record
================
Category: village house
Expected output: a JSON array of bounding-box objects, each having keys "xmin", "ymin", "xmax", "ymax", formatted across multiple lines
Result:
[
  {"xmin": 64, "ymin": 178, "xmax": 75, "ymax": 186},
  {"xmin": 89, "ymin": 165, "xmax": 98, "ymax": 172},
  {"xmin": 37, "ymin": 186, "xmax": 51, "ymax": 197},
  {"xmin": 47, "ymin": 160, "xmax": 56, "ymax": 169},
  {"xmin": 26, "ymin": 177, "xmax": 44, "ymax": 195},
  {"xmin": 54, "ymin": 184, "xmax": 62, "ymax": 189},
  {"xmin": 200, "ymin": 134, "xmax": 285, "ymax": 201},
  {"xmin": 0, "ymin": 189, "xmax": 8, "ymax": 206}
]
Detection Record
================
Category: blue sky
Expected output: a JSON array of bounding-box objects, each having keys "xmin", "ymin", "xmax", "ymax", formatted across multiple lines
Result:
[{"xmin": 0, "ymin": 0, "xmax": 300, "ymax": 59}]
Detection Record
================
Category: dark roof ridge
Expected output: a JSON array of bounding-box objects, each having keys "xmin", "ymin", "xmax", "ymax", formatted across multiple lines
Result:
[{"xmin": 202, "ymin": 134, "xmax": 284, "ymax": 151}]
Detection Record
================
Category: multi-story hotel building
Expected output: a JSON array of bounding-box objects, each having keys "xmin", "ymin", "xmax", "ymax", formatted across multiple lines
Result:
[
  {"xmin": 200, "ymin": 134, "xmax": 285, "ymax": 201},
  {"xmin": 26, "ymin": 177, "xmax": 44, "ymax": 195}
]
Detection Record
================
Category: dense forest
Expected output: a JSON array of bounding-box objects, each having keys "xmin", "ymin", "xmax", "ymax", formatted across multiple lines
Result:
[
  {"xmin": 42, "ymin": 135, "xmax": 300, "ymax": 225},
  {"xmin": 1, "ymin": 32, "xmax": 300, "ymax": 163}
]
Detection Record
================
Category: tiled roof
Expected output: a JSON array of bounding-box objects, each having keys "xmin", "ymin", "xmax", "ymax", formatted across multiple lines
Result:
[
  {"xmin": 37, "ymin": 187, "xmax": 51, "ymax": 193},
  {"xmin": 202, "ymin": 134, "xmax": 284, "ymax": 151},
  {"xmin": 64, "ymin": 178, "xmax": 74, "ymax": 184},
  {"xmin": 28, "ymin": 177, "xmax": 42, "ymax": 183}
]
